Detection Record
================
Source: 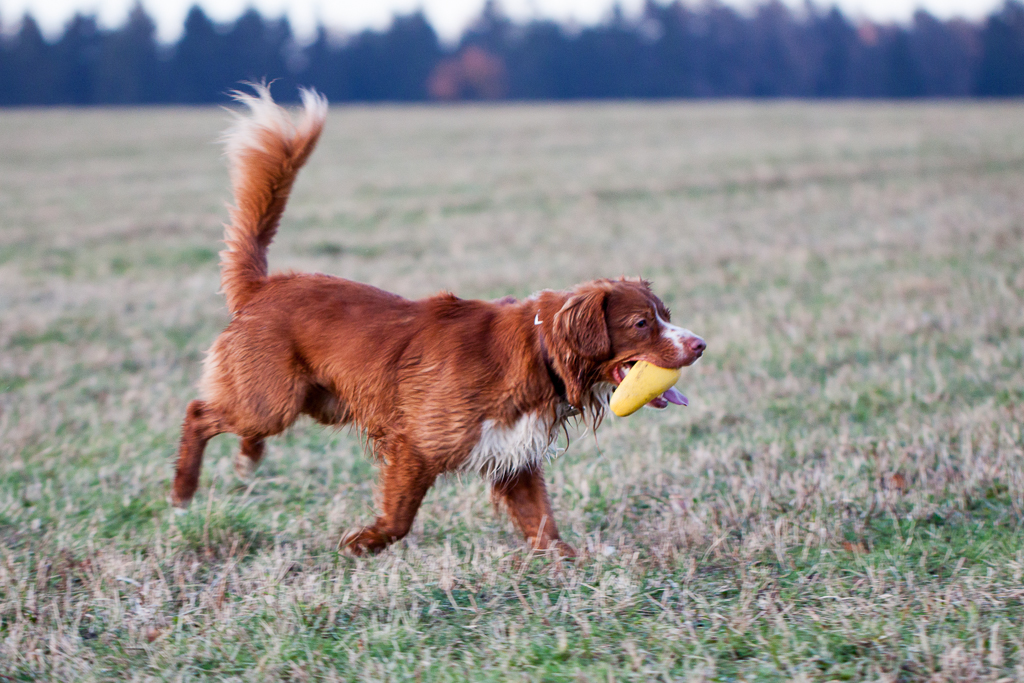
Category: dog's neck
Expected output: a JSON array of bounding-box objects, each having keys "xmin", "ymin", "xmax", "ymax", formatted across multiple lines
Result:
[{"xmin": 536, "ymin": 325, "xmax": 568, "ymax": 404}]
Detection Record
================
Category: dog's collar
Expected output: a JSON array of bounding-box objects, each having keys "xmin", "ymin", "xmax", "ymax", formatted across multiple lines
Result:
[{"xmin": 536, "ymin": 323, "xmax": 568, "ymax": 403}]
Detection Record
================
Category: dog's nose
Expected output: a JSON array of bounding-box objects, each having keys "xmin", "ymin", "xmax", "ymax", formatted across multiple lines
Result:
[{"xmin": 687, "ymin": 337, "xmax": 706, "ymax": 355}]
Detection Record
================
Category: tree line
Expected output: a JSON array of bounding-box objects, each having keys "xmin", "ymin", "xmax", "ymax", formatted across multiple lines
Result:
[{"xmin": 0, "ymin": 0, "xmax": 1022, "ymax": 105}]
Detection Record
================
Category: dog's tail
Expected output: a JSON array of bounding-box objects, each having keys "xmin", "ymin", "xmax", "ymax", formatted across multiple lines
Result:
[{"xmin": 219, "ymin": 84, "xmax": 328, "ymax": 314}]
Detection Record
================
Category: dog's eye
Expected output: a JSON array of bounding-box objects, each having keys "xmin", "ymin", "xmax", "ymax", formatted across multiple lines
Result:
[{"xmin": 635, "ymin": 319, "xmax": 647, "ymax": 329}]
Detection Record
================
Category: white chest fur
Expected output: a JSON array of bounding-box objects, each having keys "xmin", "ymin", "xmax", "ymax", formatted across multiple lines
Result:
[
  {"xmin": 462, "ymin": 385, "xmax": 609, "ymax": 480},
  {"xmin": 462, "ymin": 411, "xmax": 558, "ymax": 480}
]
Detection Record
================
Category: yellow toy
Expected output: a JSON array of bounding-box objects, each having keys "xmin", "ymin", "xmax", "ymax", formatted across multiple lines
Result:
[{"xmin": 609, "ymin": 361, "xmax": 684, "ymax": 417}]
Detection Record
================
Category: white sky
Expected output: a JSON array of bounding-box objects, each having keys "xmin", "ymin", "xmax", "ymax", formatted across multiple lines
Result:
[{"xmin": 0, "ymin": 0, "xmax": 1005, "ymax": 44}]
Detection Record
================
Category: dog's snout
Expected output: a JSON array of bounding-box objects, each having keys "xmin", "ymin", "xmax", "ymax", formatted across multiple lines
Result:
[{"xmin": 687, "ymin": 336, "xmax": 706, "ymax": 356}]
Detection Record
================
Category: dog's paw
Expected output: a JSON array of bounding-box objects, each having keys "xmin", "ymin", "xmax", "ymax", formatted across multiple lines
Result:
[
  {"xmin": 168, "ymin": 494, "xmax": 191, "ymax": 513},
  {"xmin": 550, "ymin": 540, "xmax": 577, "ymax": 560},
  {"xmin": 234, "ymin": 452, "xmax": 259, "ymax": 481},
  {"xmin": 340, "ymin": 527, "xmax": 390, "ymax": 556},
  {"xmin": 528, "ymin": 536, "xmax": 577, "ymax": 560}
]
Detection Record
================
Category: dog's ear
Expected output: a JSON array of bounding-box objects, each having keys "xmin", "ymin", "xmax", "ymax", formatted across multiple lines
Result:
[
  {"xmin": 554, "ymin": 288, "xmax": 610, "ymax": 359},
  {"xmin": 547, "ymin": 287, "xmax": 610, "ymax": 408}
]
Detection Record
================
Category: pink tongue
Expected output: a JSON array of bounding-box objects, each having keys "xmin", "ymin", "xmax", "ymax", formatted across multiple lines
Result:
[{"xmin": 663, "ymin": 387, "xmax": 689, "ymax": 406}]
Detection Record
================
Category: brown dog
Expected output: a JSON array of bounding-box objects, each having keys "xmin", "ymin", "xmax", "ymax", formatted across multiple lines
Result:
[{"xmin": 171, "ymin": 86, "xmax": 705, "ymax": 556}]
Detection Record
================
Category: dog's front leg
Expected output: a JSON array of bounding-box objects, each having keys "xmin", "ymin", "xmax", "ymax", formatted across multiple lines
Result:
[
  {"xmin": 343, "ymin": 443, "xmax": 436, "ymax": 555},
  {"xmin": 491, "ymin": 465, "xmax": 576, "ymax": 558}
]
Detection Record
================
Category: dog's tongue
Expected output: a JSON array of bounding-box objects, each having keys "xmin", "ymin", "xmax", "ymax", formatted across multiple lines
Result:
[{"xmin": 663, "ymin": 387, "xmax": 689, "ymax": 406}]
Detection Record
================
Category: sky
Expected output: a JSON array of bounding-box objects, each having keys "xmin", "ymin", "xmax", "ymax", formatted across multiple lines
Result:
[{"xmin": 0, "ymin": 0, "xmax": 1006, "ymax": 44}]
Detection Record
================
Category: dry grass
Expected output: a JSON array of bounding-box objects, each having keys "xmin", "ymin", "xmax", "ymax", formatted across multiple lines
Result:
[{"xmin": 1, "ymin": 101, "xmax": 1023, "ymax": 681}]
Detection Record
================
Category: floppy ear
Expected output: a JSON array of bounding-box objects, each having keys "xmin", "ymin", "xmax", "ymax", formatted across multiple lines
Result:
[
  {"xmin": 554, "ymin": 289, "xmax": 610, "ymax": 359},
  {"xmin": 546, "ymin": 288, "xmax": 610, "ymax": 408}
]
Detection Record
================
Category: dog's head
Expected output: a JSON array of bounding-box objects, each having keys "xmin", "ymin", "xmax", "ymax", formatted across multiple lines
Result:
[{"xmin": 543, "ymin": 278, "xmax": 705, "ymax": 410}]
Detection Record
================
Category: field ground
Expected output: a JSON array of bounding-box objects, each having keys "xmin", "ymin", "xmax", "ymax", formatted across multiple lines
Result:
[{"xmin": 1, "ymin": 101, "xmax": 1023, "ymax": 681}]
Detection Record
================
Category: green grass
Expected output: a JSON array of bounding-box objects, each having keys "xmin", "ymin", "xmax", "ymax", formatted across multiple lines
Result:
[{"xmin": 1, "ymin": 101, "xmax": 1023, "ymax": 680}]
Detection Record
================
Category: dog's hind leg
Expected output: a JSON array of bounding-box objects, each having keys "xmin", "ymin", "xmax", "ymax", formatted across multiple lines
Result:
[
  {"xmin": 234, "ymin": 436, "xmax": 265, "ymax": 481},
  {"xmin": 171, "ymin": 400, "xmax": 227, "ymax": 508}
]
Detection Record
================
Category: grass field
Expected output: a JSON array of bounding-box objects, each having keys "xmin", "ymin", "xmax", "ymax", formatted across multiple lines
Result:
[{"xmin": 1, "ymin": 100, "xmax": 1023, "ymax": 681}]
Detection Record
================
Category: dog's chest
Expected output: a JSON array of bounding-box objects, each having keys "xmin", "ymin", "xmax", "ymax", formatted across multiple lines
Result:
[{"xmin": 462, "ymin": 407, "xmax": 572, "ymax": 480}]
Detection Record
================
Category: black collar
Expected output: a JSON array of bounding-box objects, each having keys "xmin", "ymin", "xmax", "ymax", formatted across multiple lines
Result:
[{"xmin": 537, "ymin": 326, "xmax": 568, "ymax": 403}]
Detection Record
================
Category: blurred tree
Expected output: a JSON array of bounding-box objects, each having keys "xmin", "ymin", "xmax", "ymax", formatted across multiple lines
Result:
[
  {"xmin": 749, "ymin": 1, "xmax": 802, "ymax": 97},
  {"xmin": 910, "ymin": 11, "xmax": 978, "ymax": 96},
  {"xmin": 501, "ymin": 20, "xmax": 570, "ymax": 98},
  {"xmin": 976, "ymin": 0, "xmax": 1024, "ymax": 95},
  {"xmin": 54, "ymin": 14, "xmax": 101, "ymax": 104},
  {"xmin": 326, "ymin": 12, "xmax": 442, "ymax": 101},
  {"xmin": 565, "ymin": 18, "xmax": 650, "ymax": 97},
  {"xmin": 811, "ymin": 7, "xmax": 856, "ymax": 96},
  {"xmin": 170, "ymin": 6, "xmax": 229, "ymax": 103},
  {"xmin": 1, "ymin": 14, "xmax": 57, "ymax": 104},
  {"xmin": 224, "ymin": 9, "xmax": 291, "ymax": 89},
  {"xmin": 646, "ymin": 1, "xmax": 700, "ymax": 97},
  {"xmin": 428, "ymin": 45, "xmax": 507, "ymax": 100},
  {"xmin": 93, "ymin": 2, "xmax": 162, "ymax": 103},
  {"xmin": 301, "ymin": 26, "xmax": 345, "ymax": 100},
  {"xmin": 883, "ymin": 28, "xmax": 926, "ymax": 97},
  {"xmin": 695, "ymin": 3, "xmax": 754, "ymax": 96}
]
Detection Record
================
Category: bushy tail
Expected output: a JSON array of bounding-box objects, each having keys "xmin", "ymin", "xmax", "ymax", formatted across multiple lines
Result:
[{"xmin": 219, "ymin": 84, "xmax": 328, "ymax": 314}]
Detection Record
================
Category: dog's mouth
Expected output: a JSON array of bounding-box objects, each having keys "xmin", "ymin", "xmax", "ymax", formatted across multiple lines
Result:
[{"xmin": 611, "ymin": 361, "xmax": 689, "ymax": 410}]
